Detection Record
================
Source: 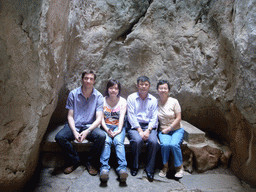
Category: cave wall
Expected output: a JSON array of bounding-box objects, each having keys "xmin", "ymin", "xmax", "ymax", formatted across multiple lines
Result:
[
  {"xmin": 0, "ymin": 0, "xmax": 70, "ymax": 191},
  {"xmin": 0, "ymin": 0, "xmax": 256, "ymax": 190}
]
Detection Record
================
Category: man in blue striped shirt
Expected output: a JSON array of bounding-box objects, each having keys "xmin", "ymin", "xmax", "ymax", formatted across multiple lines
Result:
[
  {"xmin": 127, "ymin": 76, "xmax": 159, "ymax": 182},
  {"xmin": 55, "ymin": 69, "xmax": 105, "ymax": 175}
]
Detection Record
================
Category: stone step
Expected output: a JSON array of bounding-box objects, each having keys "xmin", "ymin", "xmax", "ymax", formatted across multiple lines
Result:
[{"xmin": 181, "ymin": 120, "xmax": 205, "ymax": 144}]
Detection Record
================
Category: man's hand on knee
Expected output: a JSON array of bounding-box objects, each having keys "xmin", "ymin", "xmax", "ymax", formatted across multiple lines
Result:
[
  {"xmin": 73, "ymin": 131, "xmax": 81, "ymax": 142},
  {"xmin": 79, "ymin": 129, "xmax": 90, "ymax": 142},
  {"xmin": 137, "ymin": 127, "xmax": 144, "ymax": 139},
  {"xmin": 143, "ymin": 129, "xmax": 150, "ymax": 141}
]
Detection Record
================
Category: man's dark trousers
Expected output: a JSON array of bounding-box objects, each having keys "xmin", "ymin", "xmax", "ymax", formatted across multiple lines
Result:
[
  {"xmin": 55, "ymin": 123, "xmax": 106, "ymax": 166},
  {"xmin": 128, "ymin": 123, "xmax": 159, "ymax": 174}
]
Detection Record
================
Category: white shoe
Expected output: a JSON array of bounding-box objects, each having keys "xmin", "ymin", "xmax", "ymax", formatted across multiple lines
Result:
[
  {"xmin": 174, "ymin": 167, "xmax": 184, "ymax": 178},
  {"xmin": 159, "ymin": 169, "xmax": 167, "ymax": 177},
  {"xmin": 159, "ymin": 163, "xmax": 168, "ymax": 178}
]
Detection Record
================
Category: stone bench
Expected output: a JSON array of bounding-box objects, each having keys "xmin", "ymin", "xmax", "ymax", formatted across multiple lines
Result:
[
  {"xmin": 41, "ymin": 125, "xmax": 148, "ymax": 153},
  {"xmin": 41, "ymin": 120, "xmax": 232, "ymax": 173},
  {"xmin": 40, "ymin": 120, "xmax": 205, "ymax": 168},
  {"xmin": 41, "ymin": 120, "xmax": 204, "ymax": 152}
]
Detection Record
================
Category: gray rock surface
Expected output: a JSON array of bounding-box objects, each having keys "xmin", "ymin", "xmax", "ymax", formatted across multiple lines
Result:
[
  {"xmin": 1, "ymin": 0, "xmax": 256, "ymax": 190},
  {"xmin": 24, "ymin": 167, "xmax": 256, "ymax": 192},
  {"xmin": 0, "ymin": 0, "xmax": 70, "ymax": 190},
  {"xmin": 57, "ymin": 0, "xmax": 256, "ymax": 186}
]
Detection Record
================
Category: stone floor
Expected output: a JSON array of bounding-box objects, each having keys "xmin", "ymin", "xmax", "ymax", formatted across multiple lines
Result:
[
  {"xmin": 23, "ymin": 165, "xmax": 256, "ymax": 192},
  {"xmin": 32, "ymin": 121, "xmax": 255, "ymax": 192}
]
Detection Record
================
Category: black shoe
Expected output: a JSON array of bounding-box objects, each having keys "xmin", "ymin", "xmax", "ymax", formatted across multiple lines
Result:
[
  {"xmin": 145, "ymin": 170, "xmax": 154, "ymax": 182},
  {"xmin": 130, "ymin": 168, "xmax": 138, "ymax": 176}
]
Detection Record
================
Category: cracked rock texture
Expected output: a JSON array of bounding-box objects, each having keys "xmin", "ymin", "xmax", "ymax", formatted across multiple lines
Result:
[
  {"xmin": 0, "ymin": 0, "xmax": 256, "ymax": 190},
  {"xmin": 0, "ymin": 0, "xmax": 70, "ymax": 191}
]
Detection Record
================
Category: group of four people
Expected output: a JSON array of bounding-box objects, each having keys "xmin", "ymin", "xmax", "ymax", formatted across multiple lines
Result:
[{"xmin": 55, "ymin": 69, "xmax": 184, "ymax": 183}]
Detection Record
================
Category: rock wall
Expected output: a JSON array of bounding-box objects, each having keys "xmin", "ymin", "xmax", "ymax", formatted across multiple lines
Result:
[
  {"xmin": 0, "ymin": 0, "xmax": 70, "ymax": 191},
  {"xmin": 0, "ymin": 0, "xmax": 256, "ymax": 190}
]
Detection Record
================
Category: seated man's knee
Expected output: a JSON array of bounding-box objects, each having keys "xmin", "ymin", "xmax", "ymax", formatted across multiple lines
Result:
[
  {"xmin": 148, "ymin": 137, "xmax": 158, "ymax": 146},
  {"xmin": 131, "ymin": 137, "xmax": 143, "ymax": 147},
  {"xmin": 97, "ymin": 129, "xmax": 106, "ymax": 138},
  {"xmin": 55, "ymin": 132, "xmax": 63, "ymax": 143},
  {"xmin": 98, "ymin": 131, "xmax": 106, "ymax": 142}
]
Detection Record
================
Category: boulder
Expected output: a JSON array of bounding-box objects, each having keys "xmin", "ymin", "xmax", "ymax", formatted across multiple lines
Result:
[
  {"xmin": 181, "ymin": 144, "xmax": 194, "ymax": 173},
  {"xmin": 181, "ymin": 123, "xmax": 232, "ymax": 173},
  {"xmin": 220, "ymin": 145, "xmax": 232, "ymax": 168},
  {"xmin": 0, "ymin": 0, "xmax": 70, "ymax": 191},
  {"xmin": 188, "ymin": 143, "xmax": 222, "ymax": 173},
  {"xmin": 186, "ymin": 136, "xmax": 232, "ymax": 173}
]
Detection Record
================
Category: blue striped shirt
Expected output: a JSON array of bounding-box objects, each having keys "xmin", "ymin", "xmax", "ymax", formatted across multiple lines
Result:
[{"xmin": 66, "ymin": 87, "xmax": 103, "ymax": 131}]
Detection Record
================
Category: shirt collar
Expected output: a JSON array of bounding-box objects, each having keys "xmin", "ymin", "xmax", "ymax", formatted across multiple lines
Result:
[
  {"xmin": 136, "ymin": 92, "xmax": 152, "ymax": 100},
  {"xmin": 78, "ymin": 87, "xmax": 96, "ymax": 97}
]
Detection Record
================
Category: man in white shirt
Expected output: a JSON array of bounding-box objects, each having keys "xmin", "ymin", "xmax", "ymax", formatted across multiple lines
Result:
[{"xmin": 127, "ymin": 76, "xmax": 159, "ymax": 182}]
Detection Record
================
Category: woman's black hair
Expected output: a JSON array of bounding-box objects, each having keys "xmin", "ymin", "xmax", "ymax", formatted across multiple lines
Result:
[
  {"xmin": 105, "ymin": 79, "xmax": 121, "ymax": 96},
  {"xmin": 157, "ymin": 80, "xmax": 170, "ymax": 90}
]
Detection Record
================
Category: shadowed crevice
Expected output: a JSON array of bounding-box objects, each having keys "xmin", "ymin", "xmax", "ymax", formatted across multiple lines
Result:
[
  {"xmin": 116, "ymin": 0, "xmax": 153, "ymax": 42},
  {"xmin": 195, "ymin": 0, "xmax": 213, "ymax": 25}
]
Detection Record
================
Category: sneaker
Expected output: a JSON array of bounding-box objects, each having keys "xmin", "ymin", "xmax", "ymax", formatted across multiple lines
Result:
[
  {"xmin": 85, "ymin": 162, "xmax": 98, "ymax": 176},
  {"xmin": 119, "ymin": 170, "xmax": 128, "ymax": 182},
  {"xmin": 174, "ymin": 166, "xmax": 184, "ymax": 178},
  {"xmin": 100, "ymin": 170, "xmax": 109, "ymax": 182}
]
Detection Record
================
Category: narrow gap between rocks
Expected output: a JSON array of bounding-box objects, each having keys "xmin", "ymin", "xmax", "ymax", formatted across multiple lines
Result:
[{"xmin": 116, "ymin": 0, "xmax": 153, "ymax": 42}]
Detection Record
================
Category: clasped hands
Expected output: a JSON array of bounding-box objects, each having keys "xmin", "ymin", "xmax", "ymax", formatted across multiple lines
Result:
[
  {"xmin": 138, "ymin": 129, "xmax": 150, "ymax": 141},
  {"xmin": 107, "ymin": 128, "xmax": 121, "ymax": 138},
  {"xmin": 74, "ymin": 129, "xmax": 90, "ymax": 143}
]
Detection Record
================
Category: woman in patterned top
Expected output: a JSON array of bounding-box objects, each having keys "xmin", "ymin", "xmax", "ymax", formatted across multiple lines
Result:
[
  {"xmin": 99, "ymin": 79, "xmax": 128, "ymax": 183},
  {"xmin": 157, "ymin": 80, "xmax": 184, "ymax": 178}
]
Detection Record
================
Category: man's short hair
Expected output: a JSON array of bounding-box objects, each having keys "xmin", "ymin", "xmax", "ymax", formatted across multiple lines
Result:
[
  {"xmin": 157, "ymin": 80, "xmax": 170, "ymax": 90},
  {"xmin": 81, "ymin": 69, "xmax": 97, "ymax": 80},
  {"xmin": 137, "ymin": 76, "xmax": 150, "ymax": 84}
]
